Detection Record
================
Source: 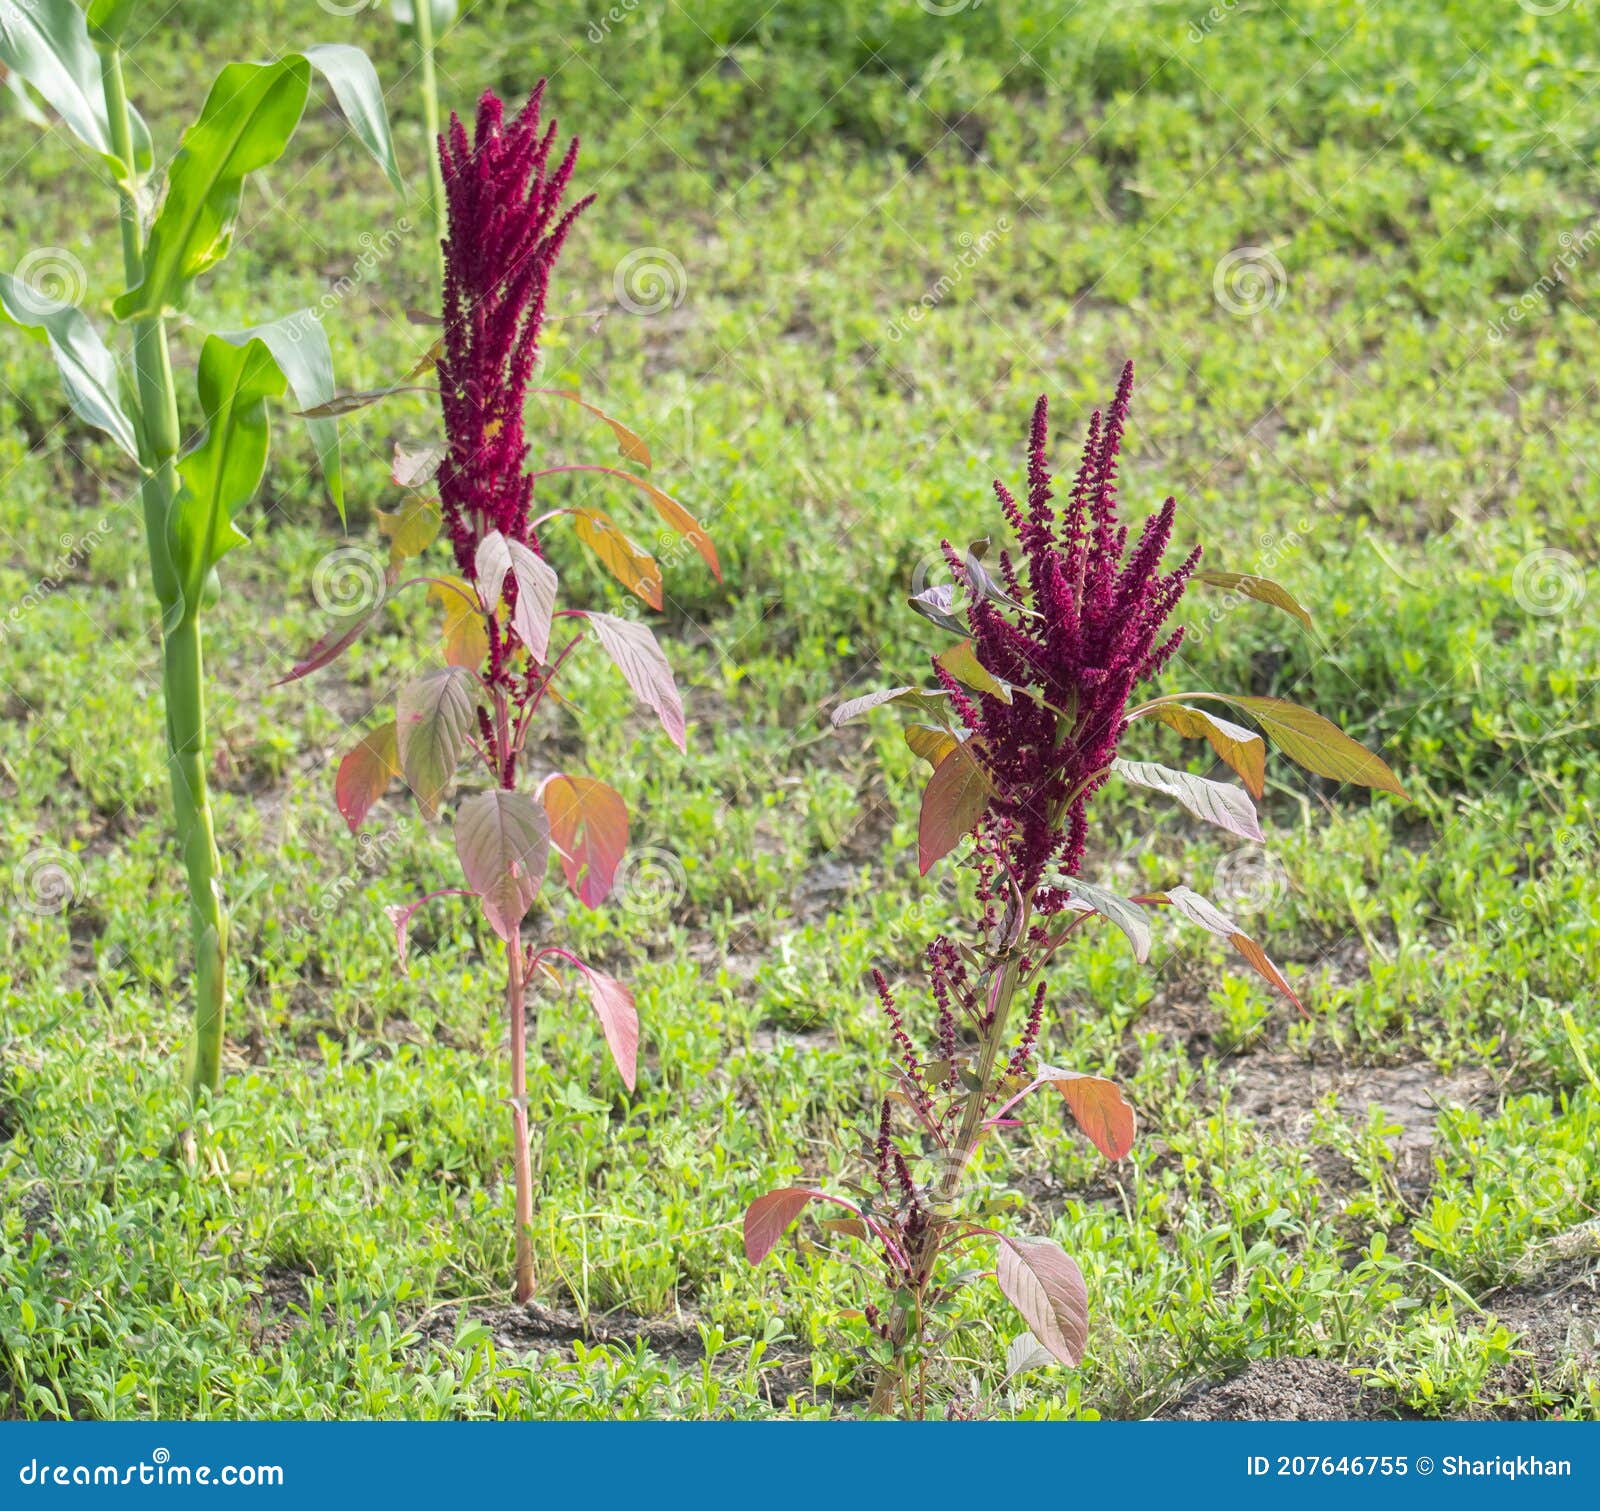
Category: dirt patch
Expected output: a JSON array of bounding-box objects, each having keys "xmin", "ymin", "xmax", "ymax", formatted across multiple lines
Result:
[
  {"xmin": 1484, "ymin": 1249, "xmax": 1600, "ymax": 1395},
  {"xmin": 1222, "ymin": 1054, "xmax": 1496, "ymax": 1193},
  {"xmin": 1166, "ymin": 1355, "xmax": 1397, "ymax": 1421},
  {"xmin": 420, "ymin": 1299, "xmax": 707, "ymax": 1368}
]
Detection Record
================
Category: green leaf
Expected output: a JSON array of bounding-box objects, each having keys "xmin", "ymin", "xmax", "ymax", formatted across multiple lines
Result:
[
  {"xmin": 114, "ymin": 56, "xmax": 311, "ymax": 321},
  {"xmin": 396, "ymin": 666, "xmax": 476, "ymax": 820},
  {"xmin": 0, "ymin": 0, "xmax": 151, "ymax": 171},
  {"xmin": 220, "ymin": 311, "xmax": 343, "ymax": 517},
  {"xmin": 301, "ymin": 43, "xmax": 404, "ymax": 194},
  {"xmin": 0, "ymin": 273, "xmax": 138, "ymax": 458},
  {"xmin": 454, "ymin": 788, "xmax": 549, "ymax": 942},
  {"xmin": 1199, "ymin": 693, "xmax": 1408, "ymax": 798},
  {"xmin": 935, "ymin": 638, "xmax": 1012, "ymax": 703},
  {"xmin": 1191, "ymin": 570, "xmax": 1313, "ymax": 630},
  {"xmin": 1058, "ymin": 878, "xmax": 1151, "ymax": 963},
  {"xmin": 86, "ymin": 1, "xmax": 139, "ymax": 44},
  {"xmin": 832, "ymin": 684, "xmax": 952, "ymax": 727},
  {"xmin": 170, "ymin": 334, "xmax": 286, "ymax": 603}
]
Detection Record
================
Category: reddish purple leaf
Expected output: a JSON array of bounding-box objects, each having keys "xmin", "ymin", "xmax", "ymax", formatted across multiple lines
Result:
[
  {"xmin": 575, "ymin": 961, "xmax": 639, "ymax": 1091},
  {"xmin": 453, "ymin": 789, "xmax": 550, "ymax": 942},
  {"xmin": 744, "ymin": 1187, "xmax": 827, "ymax": 1265},
  {"xmin": 1160, "ymin": 884, "xmax": 1304, "ymax": 1013},
  {"xmin": 541, "ymin": 773, "xmax": 629, "ymax": 908},
  {"xmin": 276, "ymin": 602, "xmax": 381, "ymax": 684},
  {"xmin": 383, "ymin": 887, "xmax": 470, "ymax": 974},
  {"xmin": 994, "ymin": 1236, "xmax": 1089, "ymax": 1367},
  {"xmin": 396, "ymin": 666, "xmax": 477, "ymax": 820},
  {"xmin": 335, "ymin": 720, "xmax": 398, "ymax": 832},
  {"xmin": 506, "ymin": 537, "xmax": 557, "ymax": 664},
  {"xmin": 1034, "ymin": 1067, "xmax": 1137, "ymax": 1161},
  {"xmin": 584, "ymin": 611, "xmax": 686, "ymax": 751},
  {"xmin": 918, "ymin": 742, "xmax": 993, "ymax": 875}
]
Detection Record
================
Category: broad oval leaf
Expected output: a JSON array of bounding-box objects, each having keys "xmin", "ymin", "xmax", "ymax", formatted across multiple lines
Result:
[
  {"xmin": 541, "ymin": 773, "xmax": 629, "ymax": 908},
  {"xmin": 474, "ymin": 531, "xmax": 512, "ymax": 604},
  {"xmin": 1004, "ymin": 1331, "xmax": 1056, "ymax": 1384},
  {"xmin": 994, "ymin": 1236, "xmax": 1088, "ymax": 1367},
  {"xmin": 832, "ymin": 684, "xmax": 951, "ymax": 727},
  {"xmin": 1192, "ymin": 570, "xmax": 1313, "ymax": 630},
  {"xmin": 396, "ymin": 665, "xmax": 476, "ymax": 819},
  {"xmin": 1035, "ymin": 1067, "xmax": 1137, "ymax": 1161},
  {"xmin": 584, "ymin": 611, "xmax": 686, "ymax": 752},
  {"xmin": 1145, "ymin": 702, "xmax": 1267, "ymax": 799},
  {"xmin": 744, "ymin": 1187, "xmax": 825, "ymax": 1266},
  {"xmin": 506, "ymin": 538, "xmax": 557, "ymax": 664},
  {"xmin": 454, "ymin": 789, "xmax": 549, "ymax": 942},
  {"xmin": 571, "ymin": 508, "xmax": 662, "ymax": 610},
  {"xmin": 1059, "ymin": 878, "xmax": 1151, "ymax": 963},
  {"xmin": 376, "ymin": 494, "xmax": 441, "ymax": 565},
  {"xmin": 907, "ymin": 581, "xmax": 968, "ymax": 636},
  {"xmin": 936, "ymin": 638, "xmax": 1011, "ymax": 703},
  {"xmin": 906, "ymin": 722, "xmax": 959, "ymax": 769},
  {"xmin": 1159, "ymin": 883, "xmax": 1303, "ymax": 1012},
  {"xmin": 1201, "ymin": 694, "xmax": 1407, "ymax": 798},
  {"xmin": 392, "ymin": 440, "xmax": 445, "ymax": 488},
  {"xmin": 335, "ymin": 721, "xmax": 398, "ymax": 832},
  {"xmin": 429, "ymin": 577, "xmax": 488, "ymax": 669},
  {"xmin": 918, "ymin": 742, "xmax": 993, "ymax": 875},
  {"xmin": 1112, "ymin": 757, "xmax": 1263, "ymax": 843},
  {"xmin": 115, "ymin": 57, "xmax": 312, "ymax": 320},
  {"xmin": 0, "ymin": 274, "xmax": 138, "ymax": 459}
]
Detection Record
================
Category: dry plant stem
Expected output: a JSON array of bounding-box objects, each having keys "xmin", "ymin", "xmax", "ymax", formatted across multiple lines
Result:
[{"xmin": 867, "ymin": 896, "xmax": 1032, "ymax": 1416}]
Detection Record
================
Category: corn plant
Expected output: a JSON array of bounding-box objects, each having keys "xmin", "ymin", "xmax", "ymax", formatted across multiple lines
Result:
[
  {"xmin": 745, "ymin": 364, "xmax": 1407, "ymax": 1417},
  {"xmin": 282, "ymin": 86, "xmax": 719, "ymax": 1302},
  {"xmin": 0, "ymin": 0, "xmax": 401, "ymax": 1097}
]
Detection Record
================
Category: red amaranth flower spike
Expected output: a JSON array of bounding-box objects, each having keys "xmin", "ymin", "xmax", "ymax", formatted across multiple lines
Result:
[{"xmin": 436, "ymin": 84, "xmax": 594, "ymax": 574}]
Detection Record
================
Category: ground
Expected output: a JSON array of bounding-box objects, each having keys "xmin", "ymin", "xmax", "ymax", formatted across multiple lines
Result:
[{"xmin": 1, "ymin": 0, "xmax": 1597, "ymax": 1421}]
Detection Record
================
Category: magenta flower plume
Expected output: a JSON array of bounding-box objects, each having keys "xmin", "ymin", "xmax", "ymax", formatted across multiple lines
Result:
[
  {"xmin": 937, "ymin": 362, "xmax": 1200, "ymax": 900},
  {"xmin": 436, "ymin": 84, "xmax": 593, "ymax": 574}
]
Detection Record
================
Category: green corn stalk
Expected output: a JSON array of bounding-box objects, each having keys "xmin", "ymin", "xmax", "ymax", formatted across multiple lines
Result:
[{"xmin": 0, "ymin": 0, "xmax": 402, "ymax": 1100}]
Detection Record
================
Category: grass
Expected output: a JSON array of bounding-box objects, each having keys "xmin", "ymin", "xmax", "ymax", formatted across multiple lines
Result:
[{"xmin": 1, "ymin": 0, "xmax": 1598, "ymax": 1420}]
